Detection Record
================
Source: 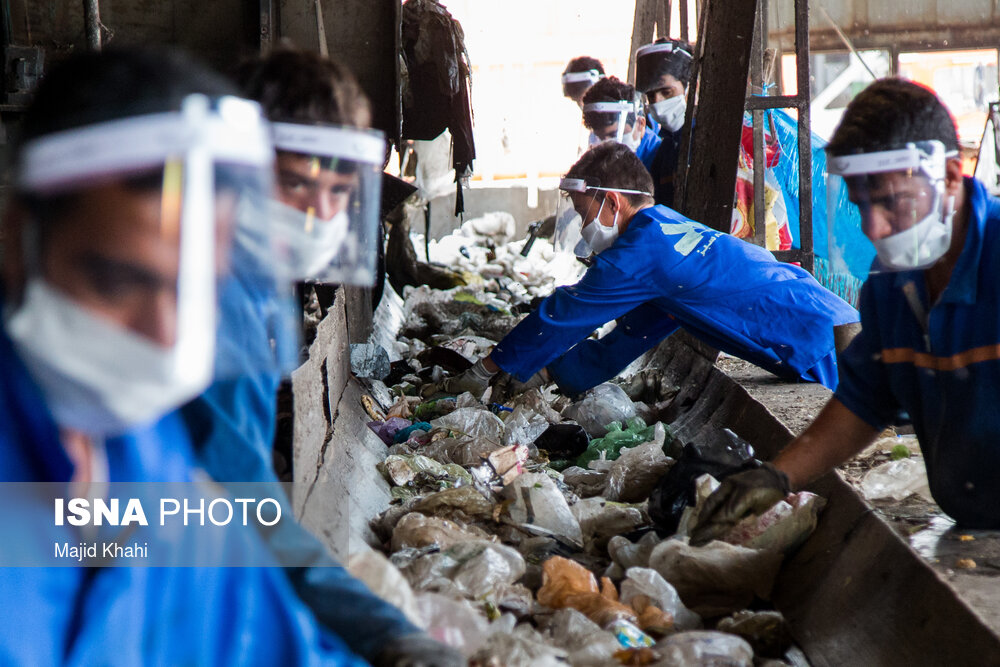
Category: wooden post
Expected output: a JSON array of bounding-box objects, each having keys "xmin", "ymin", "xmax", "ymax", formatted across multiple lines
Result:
[
  {"xmin": 83, "ymin": 0, "xmax": 101, "ymax": 50},
  {"xmin": 627, "ymin": 0, "xmax": 659, "ymax": 85}
]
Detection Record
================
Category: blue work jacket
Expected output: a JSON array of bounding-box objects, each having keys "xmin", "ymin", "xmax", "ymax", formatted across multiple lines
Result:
[
  {"xmin": 635, "ymin": 126, "xmax": 663, "ymax": 174},
  {"xmin": 492, "ymin": 205, "xmax": 858, "ymax": 395},
  {"xmin": 835, "ymin": 177, "xmax": 1000, "ymax": 528},
  {"xmin": 182, "ymin": 255, "xmax": 420, "ymax": 661},
  {"xmin": 0, "ymin": 320, "xmax": 366, "ymax": 666}
]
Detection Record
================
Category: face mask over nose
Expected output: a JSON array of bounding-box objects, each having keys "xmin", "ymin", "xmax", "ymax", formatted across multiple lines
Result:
[
  {"xmin": 4, "ymin": 279, "xmax": 213, "ymax": 436},
  {"xmin": 620, "ymin": 127, "xmax": 642, "ymax": 152},
  {"xmin": 580, "ymin": 197, "xmax": 621, "ymax": 254},
  {"xmin": 872, "ymin": 194, "xmax": 956, "ymax": 270},
  {"xmin": 650, "ymin": 95, "xmax": 686, "ymax": 133}
]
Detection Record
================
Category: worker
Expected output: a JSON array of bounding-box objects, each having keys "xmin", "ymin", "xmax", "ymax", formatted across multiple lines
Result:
[
  {"xmin": 442, "ymin": 141, "xmax": 859, "ymax": 400},
  {"xmin": 635, "ymin": 38, "xmax": 693, "ymax": 207},
  {"xmin": 0, "ymin": 48, "xmax": 366, "ymax": 665},
  {"xmin": 181, "ymin": 48, "xmax": 464, "ymax": 667},
  {"xmin": 582, "ymin": 77, "xmax": 663, "ymax": 174},
  {"xmin": 562, "ymin": 55, "xmax": 606, "ymax": 109},
  {"xmin": 692, "ymin": 79, "xmax": 1000, "ymax": 539}
]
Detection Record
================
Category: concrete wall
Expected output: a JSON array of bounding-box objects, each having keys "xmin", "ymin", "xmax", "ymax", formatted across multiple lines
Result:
[{"xmin": 415, "ymin": 185, "xmax": 560, "ymax": 241}]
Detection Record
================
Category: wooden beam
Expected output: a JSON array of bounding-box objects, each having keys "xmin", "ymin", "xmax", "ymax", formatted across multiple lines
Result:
[
  {"xmin": 677, "ymin": 0, "xmax": 757, "ymax": 233},
  {"xmin": 628, "ymin": 0, "xmax": 659, "ymax": 85}
]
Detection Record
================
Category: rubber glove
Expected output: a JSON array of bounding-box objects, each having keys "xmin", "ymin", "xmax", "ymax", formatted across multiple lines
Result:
[{"xmin": 689, "ymin": 462, "xmax": 790, "ymax": 547}]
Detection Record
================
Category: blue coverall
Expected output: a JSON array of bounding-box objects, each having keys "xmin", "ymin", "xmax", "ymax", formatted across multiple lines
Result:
[
  {"xmin": 0, "ymin": 320, "xmax": 367, "ymax": 666},
  {"xmin": 835, "ymin": 177, "xmax": 1000, "ymax": 528},
  {"xmin": 634, "ymin": 126, "xmax": 663, "ymax": 174},
  {"xmin": 491, "ymin": 205, "xmax": 859, "ymax": 396},
  {"xmin": 181, "ymin": 248, "xmax": 420, "ymax": 661}
]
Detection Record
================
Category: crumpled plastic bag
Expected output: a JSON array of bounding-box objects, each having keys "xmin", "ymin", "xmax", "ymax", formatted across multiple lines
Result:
[
  {"xmin": 653, "ymin": 630, "xmax": 754, "ymax": 667},
  {"xmin": 720, "ymin": 491, "xmax": 826, "ymax": 554},
  {"xmin": 578, "ymin": 417, "xmax": 657, "ymax": 469},
  {"xmin": 400, "ymin": 539, "xmax": 526, "ymax": 600},
  {"xmin": 391, "ymin": 512, "xmax": 495, "ymax": 551},
  {"xmin": 562, "ymin": 383, "xmax": 637, "ymax": 437},
  {"xmin": 501, "ymin": 405, "xmax": 550, "ymax": 447},
  {"xmin": 411, "ymin": 486, "xmax": 496, "ymax": 522},
  {"xmin": 716, "ymin": 610, "xmax": 791, "ymax": 658},
  {"xmin": 536, "ymin": 556, "xmax": 637, "ymax": 627},
  {"xmin": 860, "ymin": 457, "xmax": 933, "ymax": 502},
  {"xmin": 416, "ymin": 592, "xmax": 494, "ymax": 656},
  {"xmin": 608, "ymin": 532, "xmax": 662, "ymax": 571},
  {"xmin": 619, "ymin": 567, "xmax": 701, "ymax": 632},
  {"xmin": 469, "ymin": 624, "xmax": 568, "ymax": 667},
  {"xmin": 432, "ymin": 407, "xmax": 506, "ymax": 444},
  {"xmin": 571, "ymin": 497, "xmax": 648, "ymax": 553},
  {"xmin": 560, "ymin": 466, "xmax": 607, "ymax": 498},
  {"xmin": 346, "ymin": 550, "xmax": 424, "ymax": 628},
  {"xmin": 543, "ymin": 608, "xmax": 622, "ymax": 667},
  {"xmin": 647, "ymin": 538, "xmax": 783, "ymax": 617},
  {"xmin": 378, "ymin": 454, "xmax": 473, "ymax": 488},
  {"xmin": 604, "ymin": 440, "xmax": 673, "ymax": 502},
  {"xmin": 508, "ymin": 388, "xmax": 563, "ymax": 424},
  {"xmin": 502, "ymin": 472, "xmax": 583, "ymax": 546},
  {"xmin": 368, "ymin": 417, "xmax": 413, "ymax": 445}
]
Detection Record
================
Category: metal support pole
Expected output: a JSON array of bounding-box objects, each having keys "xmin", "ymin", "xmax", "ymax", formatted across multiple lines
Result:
[
  {"xmin": 83, "ymin": 0, "xmax": 101, "ymax": 51},
  {"xmin": 751, "ymin": 0, "xmax": 767, "ymax": 249},
  {"xmin": 794, "ymin": 0, "xmax": 813, "ymax": 272}
]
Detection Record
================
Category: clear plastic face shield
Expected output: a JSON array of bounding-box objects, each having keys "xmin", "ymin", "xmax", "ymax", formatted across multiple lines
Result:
[
  {"xmin": 553, "ymin": 177, "xmax": 652, "ymax": 257},
  {"xmin": 6, "ymin": 95, "xmax": 274, "ymax": 435},
  {"xmin": 827, "ymin": 140, "xmax": 958, "ymax": 272},
  {"xmin": 249, "ymin": 122, "xmax": 386, "ymax": 286},
  {"xmin": 562, "ymin": 69, "xmax": 603, "ymax": 104},
  {"xmin": 582, "ymin": 99, "xmax": 643, "ymax": 148},
  {"xmin": 635, "ymin": 43, "xmax": 691, "ymax": 133}
]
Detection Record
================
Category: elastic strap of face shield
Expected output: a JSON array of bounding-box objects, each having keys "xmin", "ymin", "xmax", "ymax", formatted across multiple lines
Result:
[
  {"xmin": 562, "ymin": 70, "xmax": 603, "ymax": 86},
  {"xmin": 558, "ymin": 177, "xmax": 652, "ymax": 198},
  {"xmin": 271, "ymin": 122, "xmax": 386, "ymax": 165},
  {"xmin": 635, "ymin": 42, "xmax": 693, "ymax": 60},
  {"xmin": 827, "ymin": 141, "xmax": 957, "ymax": 179}
]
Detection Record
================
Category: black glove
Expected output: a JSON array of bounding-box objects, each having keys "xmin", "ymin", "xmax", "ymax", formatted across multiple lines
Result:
[
  {"xmin": 689, "ymin": 462, "xmax": 790, "ymax": 547},
  {"xmin": 490, "ymin": 369, "xmax": 548, "ymax": 404},
  {"xmin": 370, "ymin": 633, "xmax": 465, "ymax": 667}
]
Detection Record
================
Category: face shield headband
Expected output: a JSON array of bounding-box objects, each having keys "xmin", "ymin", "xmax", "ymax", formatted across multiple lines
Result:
[
  {"xmin": 635, "ymin": 42, "xmax": 693, "ymax": 94},
  {"xmin": 582, "ymin": 100, "xmax": 640, "ymax": 144},
  {"xmin": 554, "ymin": 177, "xmax": 652, "ymax": 256}
]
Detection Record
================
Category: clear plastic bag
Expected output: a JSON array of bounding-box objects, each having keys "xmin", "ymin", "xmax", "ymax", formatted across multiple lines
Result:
[
  {"xmin": 390, "ymin": 512, "xmax": 495, "ymax": 551},
  {"xmin": 562, "ymin": 383, "xmax": 637, "ymax": 437},
  {"xmin": 860, "ymin": 457, "xmax": 933, "ymax": 502},
  {"xmin": 603, "ymin": 440, "xmax": 673, "ymax": 502},
  {"xmin": 654, "ymin": 630, "xmax": 754, "ymax": 667},
  {"xmin": 577, "ymin": 417, "xmax": 656, "ymax": 469},
  {"xmin": 432, "ymin": 407, "xmax": 506, "ymax": 443},
  {"xmin": 619, "ymin": 567, "xmax": 701, "ymax": 631},
  {"xmin": 346, "ymin": 550, "xmax": 424, "ymax": 628},
  {"xmin": 502, "ymin": 473, "xmax": 583, "ymax": 546},
  {"xmin": 571, "ymin": 498, "xmax": 648, "ymax": 553}
]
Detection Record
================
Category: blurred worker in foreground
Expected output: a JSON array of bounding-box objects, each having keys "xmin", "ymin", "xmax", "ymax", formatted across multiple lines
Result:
[
  {"xmin": 562, "ymin": 55, "xmax": 606, "ymax": 109},
  {"xmin": 443, "ymin": 142, "xmax": 858, "ymax": 400},
  {"xmin": 694, "ymin": 79, "xmax": 1000, "ymax": 539},
  {"xmin": 583, "ymin": 77, "xmax": 662, "ymax": 174},
  {"xmin": 181, "ymin": 47, "xmax": 463, "ymax": 667},
  {"xmin": 0, "ymin": 48, "xmax": 366, "ymax": 665},
  {"xmin": 635, "ymin": 38, "xmax": 694, "ymax": 207}
]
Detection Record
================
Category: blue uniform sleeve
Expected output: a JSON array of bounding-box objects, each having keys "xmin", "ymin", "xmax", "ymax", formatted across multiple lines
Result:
[
  {"xmin": 548, "ymin": 303, "xmax": 680, "ymax": 396},
  {"xmin": 833, "ymin": 281, "xmax": 899, "ymax": 430},
  {"xmin": 491, "ymin": 256, "xmax": 664, "ymax": 381}
]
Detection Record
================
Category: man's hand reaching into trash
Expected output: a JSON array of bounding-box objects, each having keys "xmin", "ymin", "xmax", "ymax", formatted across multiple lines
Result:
[
  {"xmin": 437, "ymin": 357, "xmax": 499, "ymax": 398},
  {"xmin": 371, "ymin": 633, "xmax": 466, "ymax": 667},
  {"xmin": 689, "ymin": 462, "xmax": 790, "ymax": 547},
  {"xmin": 491, "ymin": 368, "xmax": 549, "ymax": 404}
]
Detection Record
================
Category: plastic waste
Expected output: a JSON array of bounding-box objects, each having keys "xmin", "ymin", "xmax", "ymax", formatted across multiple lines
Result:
[
  {"xmin": 716, "ymin": 610, "xmax": 791, "ymax": 658},
  {"xmin": 411, "ymin": 486, "xmax": 496, "ymax": 522},
  {"xmin": 647, "ymin": 538, "xmax": 783, "ymax": 617},
  {"xmin": 509, "ymin": 388, "xmax": 564, "ymax": 424},
  {"xmin": 483, "ymin": 444, "xmax": 530, "ymax": 485},
  {"xmin": 368, "ymin": 417, "xmax": 414, "ymax": 446},
  {"xmin": 647, "ymin": 433, "xmax": 758, "ymax": 536},
  {"xmin": 400, "ymin": 540, "xmax": 526, "ymax": 600},
  {"xmin": 536, "ymin": 556, "xmax": 638, "ymax": 627},
  {"xmin": 391, "ymin": 512, "xmax": 496, "ymax": 551},
  {"xmin": 860, "ymin": 457, "xmax": 933, "ymax": 502},
  {"xmin": 608, "ymin": 618, "xmax": 656, "ymax": 648},
  {"xmin": 502, "ymin": 473, "xmax": 583, "ymax": 546},
  {"xmin": 432, "ymin": 407, "xmax": 506, "ymax": 444},
  {"xmin": 544, "ymin": 608, "xmax": 622, "ymax": 667},
  {"xmin": 571, "ymin": 498, "xmax": 648, "ymax": 553},
  {"xmin": 619, "ymin": 567, "xmax": 701, "ymax": 632},
  {"xmin": 604, "ymin": 440, "xmax": 673, "ymax": 503},
  {"xmin": 394, "ymin": 421, "xmax": 433, "ymax": 443},
  {"xmin": 560, "ymin": 466, "xmax": 608, "ymax": 499},
  {"xmin": 534, "ymin": 423, "xmax": 590, "ymax": 465},
  {"xmin": 469, "ymin": 624, "xmax": 569, "ymax": 667},
  {"xmin": 501, "ymin": 405, "xmax": 550, "ymax": 447},
  {"xmin": 414, "ymin": 397, "xmax": 458, "ymax": 421},
  {"xmin": 653, "ymin": 631, "xmax": 754, "ymax": 667},
  {"xmin": 378, "ymin": 454, "xmax": 472, "ymax": 488},
  {"xmin": 608, "ymin": 532, "xmax": 662, "ymax": 571},
  {"xmin": 415, "ymin": 592, "xmax": 493, "ymax": 656},
  {"xmin": 720, "ymin": 491, "xmax": 826, "ymax": 554},
  {"xmin": 345, "ymin": 549, "xmax": 425, "ymax": 628},
  {"xmin": 350, "ymin": 343, "xmax": 392, "ymax": 380},
  {"xmin": 562, "ymin": 383, "xmax": 637, "ymax": 437},
  {"xmin": 577, "ymin": 417, "xmax": 656, "ymax": 469}
]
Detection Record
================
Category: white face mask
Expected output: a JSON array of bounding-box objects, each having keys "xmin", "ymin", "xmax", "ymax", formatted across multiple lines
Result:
[
  {"xmin": 650, "ymin": 95, "xmax": 686, "ymax": 133},
  {"xmin": 580, "ymin": 197, "xmax": 620, "ymax": 254},
  {"xmin": 4, "ymin": 279, "xmax": 213, "ymax": 436},
  {"xmin": 619, "ymin": 127, "xmax": 642, "ymax": 152},
  {"xmin": 872, "ymin": 194, "xmax": 956, "ymax": 270},
  {"xmin": 236, "ymin": 197, "xmax": 349, "ymax": 280}
]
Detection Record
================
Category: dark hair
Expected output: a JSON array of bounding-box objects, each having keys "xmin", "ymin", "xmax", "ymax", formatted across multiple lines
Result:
[
  {"xmin": 14, "ymin": 47, "xmax": 239, "ymax": 225},
  {"xmin": 564, "ymin": 56, "xmax": 605, "ymax": 76},
  {"xmin": 635, "ymin": 38, "xmax": 693, "ymax": 94},
  {"xmin": 237, "ymin": 47, "xmax": 371, "ymax": 128},
  {"xmin": 827, "ymin": 78, "xmax": 959, "ymax": 156},
  {"xmin": 566, "ymin": 142, "xmax": 654, "ymax": 206},
  {"xmin": 582, "ymin": 77, "xmax": 638, "ymax": 129}
]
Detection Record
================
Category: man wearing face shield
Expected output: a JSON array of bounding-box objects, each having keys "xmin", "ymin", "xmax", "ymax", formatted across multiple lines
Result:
[
  {"xmin": 693, "ymin": 79, "xmax": 1000, "ymax": 541},
  {"xmin": 562, "ymin": 55, "xmax": 606, "ymax": 109},
  {"xmin": 582, "ymin": 77, "xmax": 663, "ymax": 173},
  {"xmin": 442, "ymin": 142, "xmax": 858, "ymax": 400},
  {"xmin": 0, "ymin": 48, "xmax": 368, "ymax": 665},
  {"xmin": 180, "ymin": 48, "xmax": 464, "ymax": 667},
  {"xmin": 635, "ymin": 38, "xmax": 693, "ymax": 207}
]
